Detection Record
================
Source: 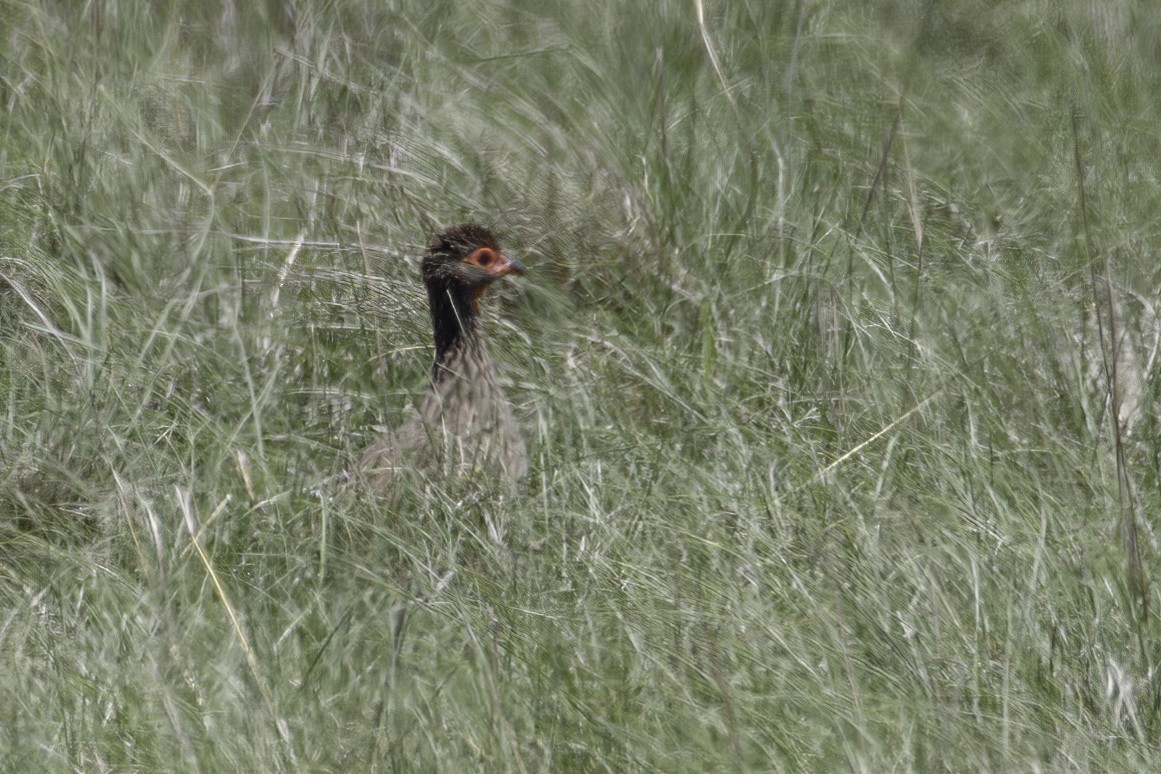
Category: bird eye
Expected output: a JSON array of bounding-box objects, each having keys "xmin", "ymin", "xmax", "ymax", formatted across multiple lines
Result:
[{"xmin": 468, "ymin": 248, "xmax": 497, "ymax": 268}]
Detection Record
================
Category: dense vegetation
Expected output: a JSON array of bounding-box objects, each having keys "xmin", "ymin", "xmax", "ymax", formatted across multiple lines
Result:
[{"xmin": 1, "ymin": 1, "xmax": 1159, "ymax": 770}]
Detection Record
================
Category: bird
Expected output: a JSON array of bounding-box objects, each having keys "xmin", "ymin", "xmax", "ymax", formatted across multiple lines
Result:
[{"xmin": 356, "ymin": 223, "xmax": 528, "ymax": 492}]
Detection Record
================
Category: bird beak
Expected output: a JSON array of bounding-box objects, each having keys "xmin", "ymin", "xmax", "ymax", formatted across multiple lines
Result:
[{"xmin": 500, "ymin": 255, "xmax": 526, "ymax": 276}]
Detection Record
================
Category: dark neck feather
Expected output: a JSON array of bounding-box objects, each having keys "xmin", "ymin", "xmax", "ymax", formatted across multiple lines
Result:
[{"xmin": 427, "ymin": 282, "xmax": 483, "ymax": 378}]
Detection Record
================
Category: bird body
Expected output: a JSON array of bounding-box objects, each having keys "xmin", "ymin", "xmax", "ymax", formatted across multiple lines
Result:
[{"xmin": 357, "ymin": 224, "xmax": 527, "ymax": 491}]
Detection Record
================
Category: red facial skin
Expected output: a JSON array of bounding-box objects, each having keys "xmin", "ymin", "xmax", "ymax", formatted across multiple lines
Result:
[{"xmin": 463, "ymin": 247, "xmax": 525, "ymax": 311}]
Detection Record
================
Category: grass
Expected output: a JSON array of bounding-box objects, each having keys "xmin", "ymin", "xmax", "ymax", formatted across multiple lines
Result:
[{"xmin": 1, "ymin": 0, "xmax": 1159, "ymax": 770}]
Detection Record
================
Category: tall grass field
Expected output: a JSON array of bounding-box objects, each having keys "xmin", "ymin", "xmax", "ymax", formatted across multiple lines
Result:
[{"xmin": 1, "ymin": 1, "xmax": 1159, "ymax": 770}]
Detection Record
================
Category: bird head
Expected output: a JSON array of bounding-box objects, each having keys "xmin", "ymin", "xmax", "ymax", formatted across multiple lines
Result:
[{"xmin": 423, "ymin": 224, "xmax": 525, "ymax": 312}]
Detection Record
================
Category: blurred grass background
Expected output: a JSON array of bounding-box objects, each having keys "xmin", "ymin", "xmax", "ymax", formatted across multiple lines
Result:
[{"xmin": 1, "ymin": 0, "xmax": 1160, "ymax": 770}]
